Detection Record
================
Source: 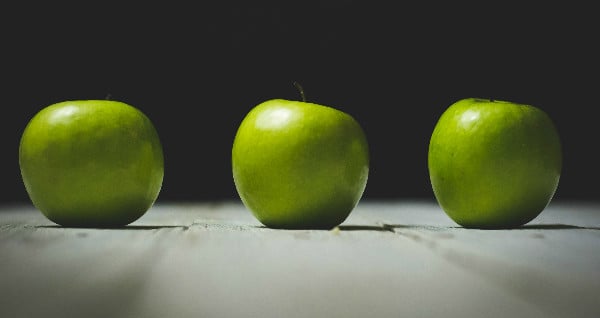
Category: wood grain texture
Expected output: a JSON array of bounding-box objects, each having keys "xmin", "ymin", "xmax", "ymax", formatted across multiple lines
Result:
[{"xmin": 1, "ymin": 200, "xmax": 599, "ymax": 318}]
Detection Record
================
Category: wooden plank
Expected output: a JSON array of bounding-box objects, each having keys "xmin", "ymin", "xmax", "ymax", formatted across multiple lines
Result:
[{"xmin": 1, "ymin": 200, "xmax": 599, "ymax": 318}]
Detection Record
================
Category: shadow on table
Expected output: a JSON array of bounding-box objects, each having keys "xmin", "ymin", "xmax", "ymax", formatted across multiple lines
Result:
[
  {"xmin": 339, "ymin": 225, "xmax": 395, "ymax": 232},
  {"xmin": 339, "ymin": 223, "xmax": 600, "ymax": 231},
  {"xmin": 520, "ymin": 224, "xmax": 600, "ymax": 230},
  {"xmin": 46, "ymin": 223, "xmax": 595, "ymax": 232},
  {"xmin": 35, "ymin": 225, "xmax": 190, "ymax": 230}
]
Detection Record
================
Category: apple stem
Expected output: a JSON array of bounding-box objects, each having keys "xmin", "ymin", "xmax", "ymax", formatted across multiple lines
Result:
[{"xmin": 293, "ymin": 81, "xmax": 307, "ymax": 102}]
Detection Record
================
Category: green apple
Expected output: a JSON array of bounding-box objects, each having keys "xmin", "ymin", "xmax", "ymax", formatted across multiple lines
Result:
[
  {"xmin": 428, "ymin": 98, "xmax": 562, "ymax": 229},
  {"xmin": 232, "ymin": 97, "xmax": 369, "ymax": 229},
  {"xmin": 19, "ymin": 99, "xmax": 164, "ymax": 227}
]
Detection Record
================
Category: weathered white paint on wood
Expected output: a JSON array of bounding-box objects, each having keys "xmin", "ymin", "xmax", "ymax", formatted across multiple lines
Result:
[{"xmin": 1, "ymin": 200, "xmax": 599, "ymax": 318}]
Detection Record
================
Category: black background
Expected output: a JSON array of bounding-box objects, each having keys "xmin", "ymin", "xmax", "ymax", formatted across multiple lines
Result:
[{"xmin": 1, "ymin": 2, "xmax": 598, "ymax": 204}]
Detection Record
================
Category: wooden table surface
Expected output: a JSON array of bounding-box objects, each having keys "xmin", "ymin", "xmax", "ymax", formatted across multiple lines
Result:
[{"xmin": 1, "ymin": 200, "xmax": 599, "ymax": 318}]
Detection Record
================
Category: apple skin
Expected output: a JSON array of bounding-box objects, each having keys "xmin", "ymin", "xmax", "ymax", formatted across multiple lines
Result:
[
  {"xmin": 428, "ymin": 98, "xmax": 562, "ymax": 229},
  {"xmin": 19, "ymin": 100, "xmax": 164, "ymax": 227},
  {"xmin": 232, "ymin": 99, "xmax": 369, "ymax": 229}
]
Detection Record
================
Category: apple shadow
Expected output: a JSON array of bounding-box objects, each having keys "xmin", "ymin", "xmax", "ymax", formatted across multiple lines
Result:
[
  {"xmin": 517, "ymin": 224, "xmax": 600, "ymax": 230},
  {"xmin": 340, "ymin": 223, "xmax": 600, "ymax": 231},
  {"xmin": 430, "ymin": 224, "xmax": 600, "ymax": 230},
  {"xmin": 36, "ymin": 223, "xmax": 597, "ymax": 232},
  {"xmin": 251, "ymin": 224, "xmax": 396, "ymax": 232},
  {"xmin": 35, "ymin": 225, "xmax": 190, "ymax": 230},
  {"xmin": 338, "ymin": 225, "xmax": 395, "ymax": 232}
]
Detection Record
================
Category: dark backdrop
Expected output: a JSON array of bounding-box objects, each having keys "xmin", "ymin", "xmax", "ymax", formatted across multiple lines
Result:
[{"xmin": 2, "ymin": 2, "xmax": 597, "ymax": 203}]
